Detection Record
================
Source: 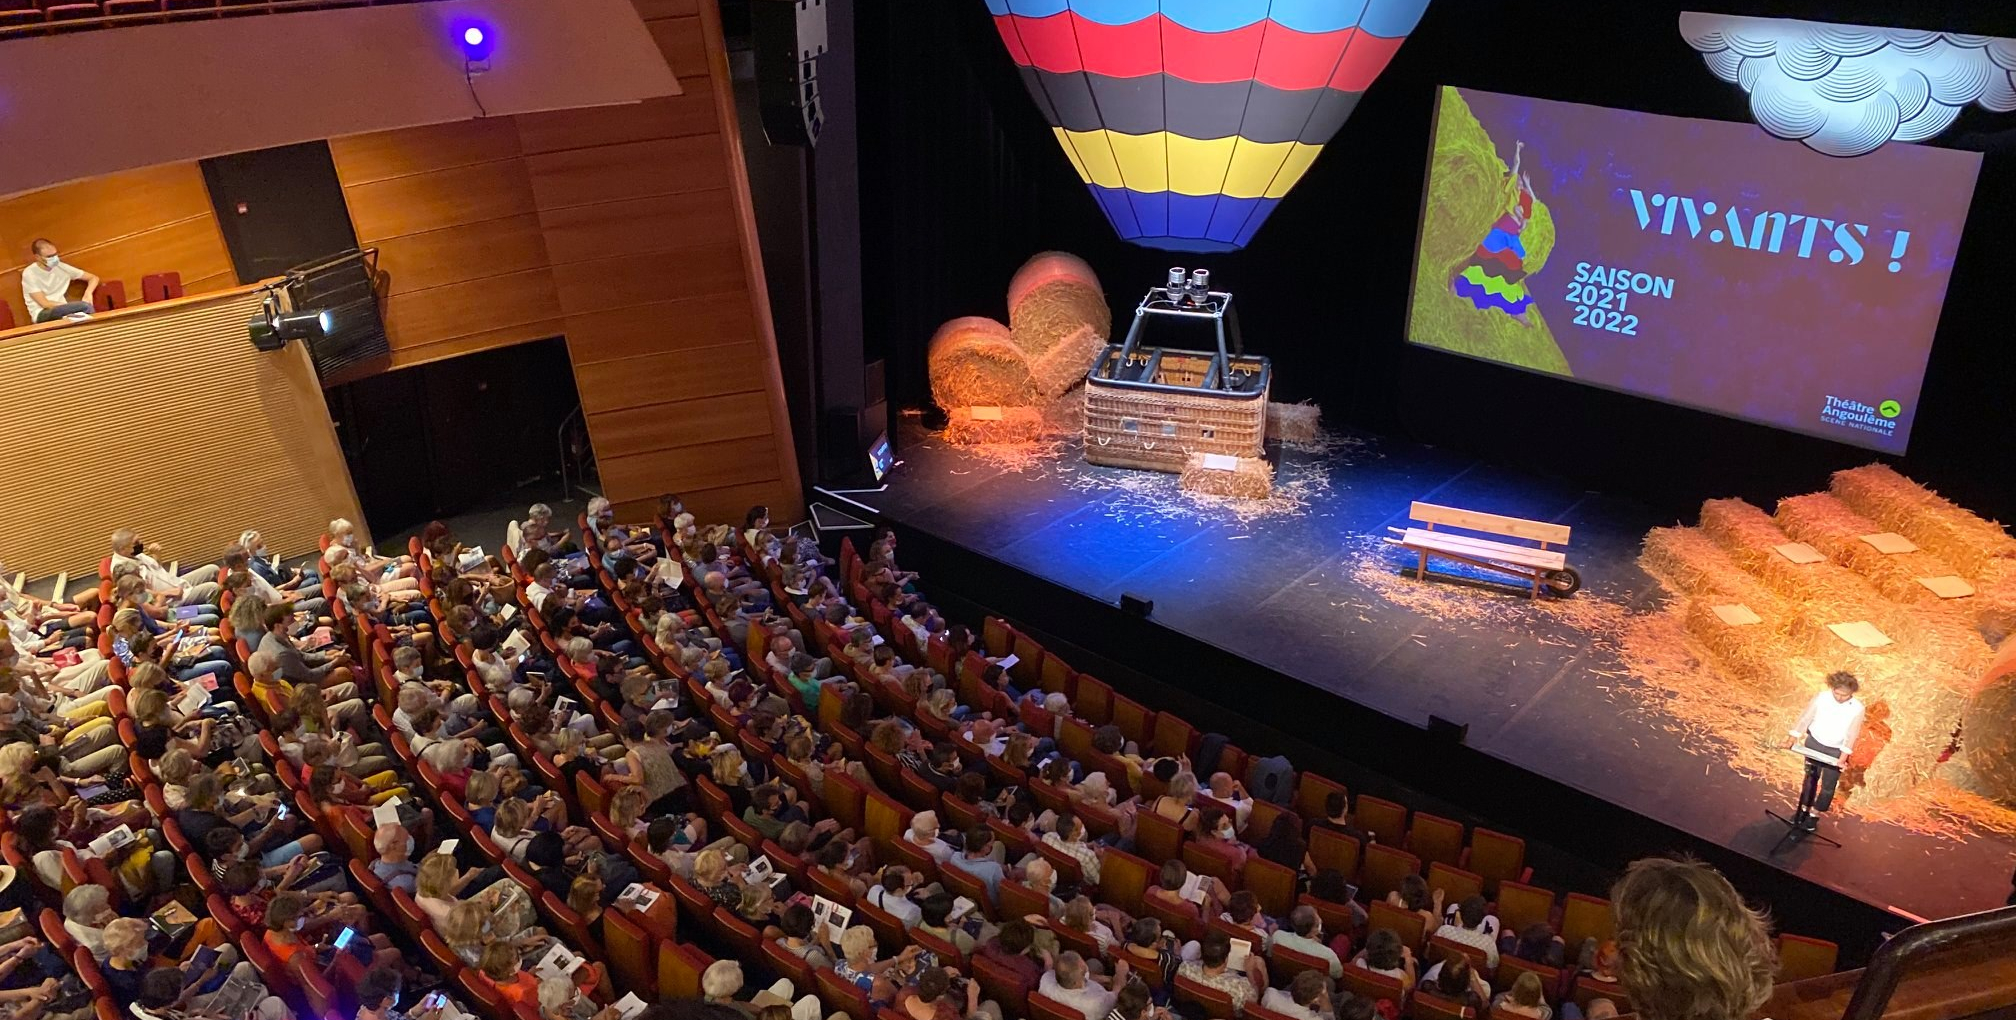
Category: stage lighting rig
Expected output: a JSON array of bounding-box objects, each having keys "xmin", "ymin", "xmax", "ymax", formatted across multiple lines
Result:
[{"xmin": 247, "ymin": 300, "xmax": 332, "ymax": 352}]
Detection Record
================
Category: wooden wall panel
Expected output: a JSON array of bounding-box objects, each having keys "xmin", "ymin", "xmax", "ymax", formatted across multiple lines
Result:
[
  {"xmin": 572, "ymin": 341, "xmax": 771, "ymax": 414},
  {"xmin": 340, "ymin": 159, "xmax": 540, "ymax": 244},
  {"xmin": 0, "ymin": 286, "xmax": 363, "ymax": 577},
  {"xmin": 327, "ymin": 1, "xmax": 802, "ymax": 518},
  {"xmin": 537, "ymin": 191, "xmax": 740, "ymax": 266},
  {"xmin": 648, "ymin": 18, "xmax": 713, "ymax": 78},
  {"xmin": 515, "ymin": 87, "xmax": 720, "ymax": 154},
  {"xmin": 589, "ymin": 390, "xmax": 774, "ymax": 458},
  {"xmin": 0, "ymin": 162, "xmax": 231, "ymax": 328},
  {"xmin": 525, "ymin": 135, "xmax": 727, "ymax": 207},
  {"xmin": 377, "ymin": 268, "xmax": 564, "ymax": 357},
  {"xmin": 549, "ymin": 242, "xmax": 747, "ymax": 317},
  {"xmin": 597, "ymin": 434, "xmax": 780, "ymax": 497},
  {"xmin": 561, "ymin": 295, "xmax": 755, "ymax": 365},
  {"xmin": 369, "ymin": 215, "xmax": 554, "ymax": 294},
  {"xmin": 327, "ymin": 118, "xmax": 527, "ymax": 185}
]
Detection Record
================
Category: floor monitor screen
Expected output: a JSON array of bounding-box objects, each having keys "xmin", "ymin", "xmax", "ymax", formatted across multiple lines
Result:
[
  {"xmin": 1406, "ymin": 86, "xmax": 1980, "ymax": 451},
  {"xmin": 869, "ymin": 433, "xmax": 894, "ymax": 482}
]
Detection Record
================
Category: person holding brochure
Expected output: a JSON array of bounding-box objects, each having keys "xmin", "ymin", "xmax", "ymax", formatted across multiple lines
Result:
[
  {"xmin": 773, "ymin": 903, "xmax": 837, "ymax": 968},
  {"xmin": 1783, "ymin": 672, "xmax": 1865, "ymax": 833},
  {"xmin": 1175, "ymin": 931, "xmax": 1267, "ymax": 1015},
  {"xmin": 1142, "ymin": 860, "xmax": 1229, "ymax": 926}
]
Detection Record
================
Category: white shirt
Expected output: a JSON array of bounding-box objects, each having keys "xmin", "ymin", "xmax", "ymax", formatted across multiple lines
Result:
[
  {"xmin": 1036, "ymin": 972, "xmax": 1117, "ymax": 1020},
  {"xmin": 868, "ymin": 884, "xmax": 922, "ymax": 927},
  {"xmin": 1432, "ymin": 921, "xmax": 1500, "ymax": 968},
  {"xmin": 111, "ymin": 550, "xmax": 180, "ymax": 595},
  {"xmin": 1259, "ymin": 988, "xmax": 1327, "ymax": 1020},
  {"xmin": 1791, "ymin": 690, "xmax": 1865, "ymax": 754},
  {"xmin": 524, "ymin": 580, "xmax": 553, "ymax": 608},
  {"xmin": 20, "ymin": 260, "xmax": 82, "ymax": 319},
  {"xmin": 246, "ymin": 568, "xmax": 285, "ymax": 603}
]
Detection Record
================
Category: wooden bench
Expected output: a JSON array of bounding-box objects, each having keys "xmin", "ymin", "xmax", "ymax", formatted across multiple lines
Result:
[{"xmin": 1386, "ymin": 501, "xmax": 1580, "ymax": 597}]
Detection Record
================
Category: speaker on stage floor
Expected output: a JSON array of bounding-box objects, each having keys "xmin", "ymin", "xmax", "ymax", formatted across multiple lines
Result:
[
  {"xmin": 753, "ymin": 0, "xmax": 827, "ymax": 147},
  {"xmin": 1428, "ymin": 715, "xmax": 1469, "ymax": 744},
  {"xmin": 1120, "ymin": 592, "xmax": 1154, "ymax": 617}
]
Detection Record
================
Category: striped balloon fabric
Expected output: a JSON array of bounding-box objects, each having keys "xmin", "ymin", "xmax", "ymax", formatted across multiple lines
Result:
[{"xmin": 984, "ymin": 0, "xmax": 1433, "ymax": 252}]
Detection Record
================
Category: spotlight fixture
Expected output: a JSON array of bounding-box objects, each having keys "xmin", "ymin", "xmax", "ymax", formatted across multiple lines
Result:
[
  {"xmin": 247, "ymin": 306, "xmax": 332, "ymax": 351},
  {"xmin": 456, "ymin": 21, "xmax": 495, "ymax": 62},
  {"xmin": 278, "ymin": 308, "xmax": 333, "ymax": 340}
]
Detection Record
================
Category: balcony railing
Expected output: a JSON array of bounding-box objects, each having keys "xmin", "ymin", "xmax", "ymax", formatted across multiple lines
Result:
[{"xmin": 0, "ymin": 0, "xmax": 448, "ymax": 39}]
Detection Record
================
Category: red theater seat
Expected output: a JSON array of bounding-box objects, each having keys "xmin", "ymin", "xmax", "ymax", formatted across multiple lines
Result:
[
  {"xmin": 91, "ymin": 280, "xmax": 127, "ymax": 312},
  {"xmin": 104, "ymin": 0, "xmax": 164, "ymax": 18},
  {"xmin": 163, "ymin": 0, "xmax": 216, "ymax": 12},
  {"xmin": 45, "ymin": 3, "xmax": 104, "ymax": 25},
  {"xmin": 141, "ymin": 271, "xmax": 184, "ymax": 302},
  {"xmin": 0, "ymin": 2, "xmax": 38, "ymax": 29}
]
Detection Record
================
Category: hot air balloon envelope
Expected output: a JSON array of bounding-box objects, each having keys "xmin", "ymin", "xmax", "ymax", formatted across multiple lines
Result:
[{"xmin": 984, "ymin": 0, "xmax": 1433, "ymax": 251}]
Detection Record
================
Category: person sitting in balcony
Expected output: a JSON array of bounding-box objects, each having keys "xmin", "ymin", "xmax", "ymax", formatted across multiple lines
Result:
[{"xmin": 20, "ymin": 239, "xmax": 97, "ymax": 323}]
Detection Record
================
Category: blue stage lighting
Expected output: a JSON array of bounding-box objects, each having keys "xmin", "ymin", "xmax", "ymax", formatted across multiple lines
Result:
[{"xmin": 457, "ymin": 22, "xmax": 494, "ymax": 61}]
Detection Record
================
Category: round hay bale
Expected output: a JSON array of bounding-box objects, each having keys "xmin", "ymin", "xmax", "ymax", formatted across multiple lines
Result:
[
  {"xmin": 1027, "ymin": 322, "xmax": 1106, "ymax": 399},
  {"xmin": 1964, "ymin": 636, "xmax": 2016, "ymax": 800},
  {"xmin": 927, "ymin": 316, "xmax": 1034, "ymax": 410},
  {"xmin": 1006, "ymin": 251, "xmax": 1103, "ymax": 311},
  {"xmin": 1011, "ymin": 279, "xmax": 1112, "ymax": 360}
]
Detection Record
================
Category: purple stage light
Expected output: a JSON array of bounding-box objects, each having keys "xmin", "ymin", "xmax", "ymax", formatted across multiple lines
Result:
[{"xmin": 456, "ymin": 21, "xmax": 495, "ymax": 62}]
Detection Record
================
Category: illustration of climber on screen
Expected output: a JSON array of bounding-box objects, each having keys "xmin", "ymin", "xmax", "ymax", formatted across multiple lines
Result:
[{"xmin": 1450, "ymin": 140, "xmax": 1539, "ymax": 326}]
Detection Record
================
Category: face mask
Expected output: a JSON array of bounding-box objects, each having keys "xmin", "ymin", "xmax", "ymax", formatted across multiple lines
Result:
[
  {"xmin": 341, "ymin": 535, "xmax": 357, "ymax": 547},
  {"xmin": 405, "ymin": 836, "xmax": 415, "ymax": 857},
  {"xmin": 1219, "ymin": 826, "xmax": 1235, "ymax": 840},
  {"xmin": 41, "ymin": 255, "xmax": 58, "ymax": 268}
]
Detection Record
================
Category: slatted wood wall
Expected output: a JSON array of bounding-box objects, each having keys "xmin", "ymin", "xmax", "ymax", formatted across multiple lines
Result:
[
  {"xmin": 0, "ymin": 286, "xmax": 363, "ymax": 577},
  {"xmin": 328, "ymin": 0, "xmax": 801, "ymax": 526},
  {"xmin": 0, "ymin": 162, "xmax": 234, "ymax": 329}
]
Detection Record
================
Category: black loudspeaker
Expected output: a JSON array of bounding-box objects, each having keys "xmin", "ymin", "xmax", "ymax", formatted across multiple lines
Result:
[
  {"xmin": 1120, "ymin": 592, "xmax": 1154, "ymax": 617},
  {"xmin": 1427, "ymin": 715, "xmax": 1470, "ymax": 744},
  {"xmin": 753, "ymin": 0, "xmax": 827, "ymax": 147}
]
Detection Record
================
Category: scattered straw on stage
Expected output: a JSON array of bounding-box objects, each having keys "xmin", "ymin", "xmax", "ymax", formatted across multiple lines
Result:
[
  {"xmin": 1347, "ymin": 464, "xmax": 2016, "ymax": 838},
  {"xmin": 943, "ymin": 406, "xmax": 1047, "ymax": 446}
]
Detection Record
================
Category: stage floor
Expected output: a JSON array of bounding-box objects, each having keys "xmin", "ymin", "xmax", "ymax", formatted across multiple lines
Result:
[{"xmin": 845, "ymin": 421, "xmax": 2014, "ymax": 923}]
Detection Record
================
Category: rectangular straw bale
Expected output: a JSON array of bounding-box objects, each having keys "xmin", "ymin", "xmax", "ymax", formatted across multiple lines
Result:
[
  {"xmin": 1774, "ymin": 493, "xmax": 1957, "ymax": 606},
  {"xmin": 1641, "ymin": 526, "xmax": 1789, "ymax": 619},
  {"xmin": 1178, "ymin": 453, "xmax": 1272, "ymax": 499},
  {"xmin": 1830, "ymin": 464, "xmax": 2016, "ymax": 580},
  {"xmin": 1679, "ymin": 598, "xmax": 1799, "ymax": 695},
  {"xmin": 1265, "ymin": 402, "xmax": 1322, "ymax": 443}
]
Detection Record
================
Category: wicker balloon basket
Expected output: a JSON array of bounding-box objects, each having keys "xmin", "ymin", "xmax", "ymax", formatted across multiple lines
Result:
[
  {"xmin": 1082, "ymin": 270, "xmax": 1271, "ymax": 473},
  {"xmin": 1083, "ymin": 350, "xmax": 1269, "ymax": 472}
]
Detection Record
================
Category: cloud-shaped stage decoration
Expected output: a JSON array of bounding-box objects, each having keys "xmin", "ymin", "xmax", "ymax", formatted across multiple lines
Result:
[
  {"xmin": 1680, "ymin": 12, "xmax": 2016, "ymax": 157},
  {"xmin": 984, "ymin": 0, "xmax": 1433, "ymax": 252}
]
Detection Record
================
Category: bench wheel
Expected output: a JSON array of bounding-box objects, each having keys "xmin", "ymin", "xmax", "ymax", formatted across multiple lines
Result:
[{"xmin": 1543, "ymin": 568, "xmax": 1582, "ymax": 597}]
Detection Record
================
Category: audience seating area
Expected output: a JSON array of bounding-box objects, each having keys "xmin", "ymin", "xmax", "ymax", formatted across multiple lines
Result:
[
  {"xmin": 6, "ymin": 500, "xmax": 1848, "ymax": 1020},
  {"xmin": 0, "ymin": 271, "xmax": 184, "ymax": 332}
]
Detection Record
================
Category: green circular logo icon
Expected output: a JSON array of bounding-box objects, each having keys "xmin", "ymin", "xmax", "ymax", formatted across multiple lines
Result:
[{"xmin": 1878, "ymin": 400, "xmax": 1902, "ymax": 419}]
